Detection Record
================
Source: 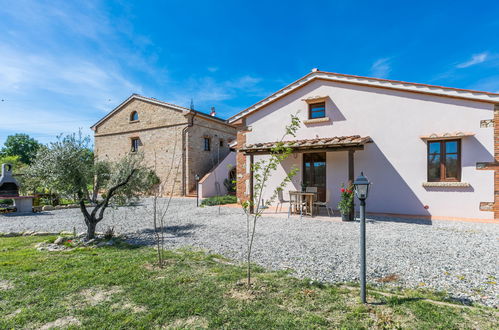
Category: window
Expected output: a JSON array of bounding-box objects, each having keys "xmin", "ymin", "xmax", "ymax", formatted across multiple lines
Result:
[
  {"xmin": 131, "ymin": 138, "xmax": 140, "ymax": 152},
  {"xmin": 427, "ymin": 140, "xmax": 461, "ymax": 182},
  {"xmin": 130, "ymin": 111, "xmax": 139, "ymax": 121},
  {"xmin": 219, "ymin": 139, "xmax": 224, "ymax": 147},
  {"xmin": 204, "ymin": 137, "xmax": 211, "ymax": 151},
  {"xmin": 308, "ymin": 102, "xmax": 326, "ymax": 119}
]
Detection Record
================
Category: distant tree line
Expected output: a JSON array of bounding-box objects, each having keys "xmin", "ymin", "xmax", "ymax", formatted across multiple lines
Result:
[{"xmin": 0, "ymin": 133, "xmax": 42, "ymax": 165}]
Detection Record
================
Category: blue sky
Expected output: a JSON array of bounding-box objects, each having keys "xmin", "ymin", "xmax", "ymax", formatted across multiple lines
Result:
[{"xmin": 1, "ymin": 0, "xmax": 499, "ymax": 146}]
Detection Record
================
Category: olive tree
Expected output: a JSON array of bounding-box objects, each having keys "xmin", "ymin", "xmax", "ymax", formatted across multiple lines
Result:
[{"xmin": 27, "ymin": 132, "xmax": 156, "ymax": 239}]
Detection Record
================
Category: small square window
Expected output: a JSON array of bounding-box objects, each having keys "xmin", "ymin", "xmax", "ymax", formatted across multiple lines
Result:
[
  {"xmin": 204, "ymin": 137, "xmax": 211, "ymax": 151},
  {"xmin": 309, "ymin": 102, "xmax": 325, "ymax": 119},
  {"xmin": 219, "ymin": 140, "xmax": 224, "ymax": 147},
  {"xmin": 131, "ymin": 138, "xmax": 140, "ymax": 152}
]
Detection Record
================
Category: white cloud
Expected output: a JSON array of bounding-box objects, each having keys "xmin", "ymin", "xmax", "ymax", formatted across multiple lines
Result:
[
  {"xmin": 0, "ymin": 0, "xmax": 152, "ymax": 145},
  {"xmin": 0, "ymin": 46, "xmax": 142, "ymax": 112},
  {"xmin": 370, "ymin": 58, "xmax": 391, "ymax": 78},
  {"xmin": 0, "ymin": 1, "xmax": 269, "ymax": 145},
  {"xmin": 456, "ymin": 52, "xmax": 488, "ymax": 68},
  {"xmin": 225, "ymin": 75, "xmax": 262, "ymax": 89},
  {"xmin": 164, "ymin": 74, "xmax": 264, "ymax": 109}
]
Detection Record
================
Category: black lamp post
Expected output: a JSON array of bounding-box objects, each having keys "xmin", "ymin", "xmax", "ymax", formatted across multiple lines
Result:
[
  {"xmin": 353, "ymin": 172, "xmax": 371, "ymax": 304},
  {"xmin": 195, "ymin": 174, "xmax": 200, "ymax": 207}
]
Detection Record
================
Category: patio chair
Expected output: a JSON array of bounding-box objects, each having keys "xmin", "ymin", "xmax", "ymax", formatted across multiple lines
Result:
[
  {"xmin": 305, "ymin": 186, "xmax": 318, "ymax": 203},
  {"xmin": 305, "ymin": 186, "xmax": 318, "ymax": 193},
  {"xmin": 288, "ymin": 191, "xmax": 307, "ymax": 219},
  {"xmin": 276, "ymin": 189, "xmax": 289, "ymax": 213},
  {"xmin": 314, "ymin": 189, "xmax": 332, "ymax": 217}
]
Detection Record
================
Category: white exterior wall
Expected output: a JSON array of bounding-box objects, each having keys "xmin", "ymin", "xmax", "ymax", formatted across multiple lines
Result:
[
  {"xmin": 245, "ymin": 80, "xmax": 495, "ymax": 219},
  {"xmin": 198, "ymin": 151, "xmax": 236, "ymax": 199}
]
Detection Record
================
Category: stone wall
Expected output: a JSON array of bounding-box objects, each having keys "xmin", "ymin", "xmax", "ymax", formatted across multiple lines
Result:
[
  {"xmin": 477, "ymin": 103, "xmax": 499, "ymax": 219},
  {"xmin": 94, "ymin": 98, "xmax": 188, "ymax": 135},
  {"xmin": 495, "ymin": 104, "xmax": 499, "ymax": 219},
  {"xmin": 95, "ymin": 98, "xmax": 188, "ymax": 195},
  {"xmin": 94, "ymin": 97, "xmax": 237, "ymax": 196},
  {"xmin": 186, "ymin": 116, "xmax": 237, "ymax": 194},
  {"xmin": 235, "ymin": 125, "xmax": 250, "ymax": 203}
]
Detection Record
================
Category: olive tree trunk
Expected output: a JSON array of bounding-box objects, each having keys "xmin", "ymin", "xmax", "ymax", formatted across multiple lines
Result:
[{"xmin": 78, "ymin": 169, "xmax": 136, "ymax": 240}]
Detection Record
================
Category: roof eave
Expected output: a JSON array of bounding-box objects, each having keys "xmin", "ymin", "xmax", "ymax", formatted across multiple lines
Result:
[
  {"xmin": 228, "ymin": 71, "xmax": 499, "ymax": 123},
  {"xmin": 240, "ymin": 136, "xmax": 372, "ymax": 154}
]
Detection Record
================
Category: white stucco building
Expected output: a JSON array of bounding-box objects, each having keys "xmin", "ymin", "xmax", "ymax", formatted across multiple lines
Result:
[{"xmin": 229, "ymin": 70, "xmax": 499, "ymax": 221}]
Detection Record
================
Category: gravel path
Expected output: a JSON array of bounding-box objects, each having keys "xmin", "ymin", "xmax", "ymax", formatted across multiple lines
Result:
[{"xmin": 1, "ymin": 198, "xmax": 498, "ymax": 307}]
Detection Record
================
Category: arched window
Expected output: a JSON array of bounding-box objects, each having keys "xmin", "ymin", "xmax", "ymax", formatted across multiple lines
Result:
[{"xmin": 130, "ymin": 111, "xmax": 139, "ymax": 121}]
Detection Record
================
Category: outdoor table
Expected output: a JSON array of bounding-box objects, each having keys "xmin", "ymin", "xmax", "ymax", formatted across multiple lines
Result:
[{"xmin": 289, "ymin": 191, "xmax": 316, "ymax": 217}]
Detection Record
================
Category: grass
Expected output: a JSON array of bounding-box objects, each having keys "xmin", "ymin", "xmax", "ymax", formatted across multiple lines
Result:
[
  {"xmin": 200, "ymin": 195, "xmax": 237, "ymax": 206},
  {"xmin": 0, "ymin": 237, "xmax": 497, "ymax": 329}
]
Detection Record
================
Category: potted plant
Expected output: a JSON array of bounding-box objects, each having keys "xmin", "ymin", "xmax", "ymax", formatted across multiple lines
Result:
[
  {"xmin": 337, "ymin": 184, "xmax": 354, "ymax": 221},
  {"xmin": 223, "ymin": 178, "xmax": 236, "ymax": 195}
]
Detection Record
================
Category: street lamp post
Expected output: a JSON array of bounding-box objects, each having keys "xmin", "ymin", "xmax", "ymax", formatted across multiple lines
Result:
[
  {"xmin": 195, "ymin": 174, "xmax": 200, "ymax": 207},
  {"xmin": 353, "ymin": 172, "xmax": 371, "ymax": 304}
]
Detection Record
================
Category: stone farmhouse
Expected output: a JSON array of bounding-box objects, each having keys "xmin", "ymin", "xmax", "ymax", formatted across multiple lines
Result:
[
  {"xmin": 91, "ymin": 94, "xmax": 237, "ymax": 196},
  {"xmin": 229, "ymin": 70, "xmax": 499, "ymax": 221}
]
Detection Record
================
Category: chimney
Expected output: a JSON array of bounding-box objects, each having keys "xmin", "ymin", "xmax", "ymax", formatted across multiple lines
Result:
[{"xmin": 210, "ymin": 107, "xmax": 216, "ymax": 117}]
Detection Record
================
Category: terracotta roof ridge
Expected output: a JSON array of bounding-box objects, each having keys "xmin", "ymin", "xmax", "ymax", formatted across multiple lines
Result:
[{"xmin": 314, "ymin": 71, "xmax": 499, "ymax": 96}]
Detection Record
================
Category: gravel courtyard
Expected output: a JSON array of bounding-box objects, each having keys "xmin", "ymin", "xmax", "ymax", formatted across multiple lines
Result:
[{"xmin": 1, "ymin": 198, "xmax": 498, "ymax": 307}]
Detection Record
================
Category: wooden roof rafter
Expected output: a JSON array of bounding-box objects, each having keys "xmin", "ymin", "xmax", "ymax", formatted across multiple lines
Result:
[{"xmin": 240, "ymin": 135, "xmax": 372, "ymax": 154}]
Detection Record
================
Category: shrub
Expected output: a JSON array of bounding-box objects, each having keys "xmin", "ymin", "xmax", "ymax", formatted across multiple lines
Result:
[
  {"xmin": 337, "ymin": 184, "xmax": 354, "ymax": 215},
  {"xmin": 0, "ymin": 199, "xmax": 13, "ymax": 205},
  {"xmin": 200, "ymin": 195, "xmax": 237, "ymax": 206},
  {"xmin": 223, "ymin": 178, "xmax": 236, "ymax": 194}
]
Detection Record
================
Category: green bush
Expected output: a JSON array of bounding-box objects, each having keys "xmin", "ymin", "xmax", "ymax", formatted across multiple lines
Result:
[
  {"xmin": 0, "ymin": 199, "xmax": 13, "ymax": 205},
  {"xmin": 200, "ymin": 195, "xmax": 237, "ymax": 206}
]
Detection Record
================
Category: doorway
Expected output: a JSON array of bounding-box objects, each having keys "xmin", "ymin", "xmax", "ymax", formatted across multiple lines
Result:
[{"xmin": 303, "ymin": 152, "xmax": 326, "ymax": 201}]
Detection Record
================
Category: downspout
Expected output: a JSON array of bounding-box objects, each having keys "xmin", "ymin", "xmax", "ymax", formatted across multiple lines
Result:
[{"xmin": 182, "ymin": 112, "xmax": 196, "ymax": 196}]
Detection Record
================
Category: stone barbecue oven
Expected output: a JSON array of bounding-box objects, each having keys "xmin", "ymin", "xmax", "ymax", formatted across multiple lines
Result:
[{"xmin": 0, "ymin": 163, "xmax": 20, "ymax": 197}]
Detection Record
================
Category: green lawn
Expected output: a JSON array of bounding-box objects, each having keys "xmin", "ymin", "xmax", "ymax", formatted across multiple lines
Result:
[
  {"xmin": 200, "ymin": 195, "xmax": 237, "ymax": 206},
  {"xmin": 0, "ymin": 237, "xmax": 497, "ymax": 329}
]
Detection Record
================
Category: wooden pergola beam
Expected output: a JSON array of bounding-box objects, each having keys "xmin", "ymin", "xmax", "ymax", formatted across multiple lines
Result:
[
  {"xmin": 348, "ymin": 150, "xmax": 355, "ymax": 221},
  {"xmin": 242, "ymin": 145, "xmax": 365, "ymax": 155}
]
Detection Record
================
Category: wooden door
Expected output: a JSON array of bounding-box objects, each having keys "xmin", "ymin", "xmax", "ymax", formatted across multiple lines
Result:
[{"xmin": 303, "ymin": 153, "xmax": 326, "ymax": 201}]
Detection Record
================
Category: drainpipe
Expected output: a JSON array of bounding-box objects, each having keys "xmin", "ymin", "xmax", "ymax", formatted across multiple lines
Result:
[{"xmin": 181, "ymin": 112, "xmax": 196, "ymax": 196}]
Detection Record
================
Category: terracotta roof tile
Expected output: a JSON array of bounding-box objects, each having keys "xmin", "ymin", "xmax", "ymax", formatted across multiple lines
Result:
[{"xmin": 240, "ymin": 135, "xmax": 371, "ymax": 153}]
